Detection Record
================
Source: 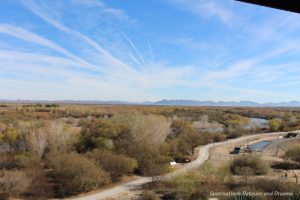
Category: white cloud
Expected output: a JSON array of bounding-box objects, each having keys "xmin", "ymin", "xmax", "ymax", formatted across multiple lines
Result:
[
  {"xmin": 70, "ymin": 0, "xmax": 130, "ymax": 21},
  {"xmin": 173, "ymin": 0, "xmax": 234, "ymax": 26},
  {"xmin": 202, "ymin": 59, "xmax": 256, "ymax": 82},
  {"xmin": 0, "ymin": 0, "xmax": 298, "ymax": 102},
  {"xmin": 0, "ymin": 24, "xmax": 97, "ymax": 70}
]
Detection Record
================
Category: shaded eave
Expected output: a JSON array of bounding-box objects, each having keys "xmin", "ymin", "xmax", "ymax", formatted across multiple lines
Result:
[{"xmin": 236, "ymin": 0, "xmax": 300, "ymax": 13}]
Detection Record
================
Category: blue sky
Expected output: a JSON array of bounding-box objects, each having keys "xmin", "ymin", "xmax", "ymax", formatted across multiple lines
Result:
[{"xmin": 0, "ymin": 0, "xmax": 300, "ymax": 102}]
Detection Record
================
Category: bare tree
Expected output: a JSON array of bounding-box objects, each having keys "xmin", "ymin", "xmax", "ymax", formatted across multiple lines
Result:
[
  {"xmin": 26, "ymin": 128, "xmax": 47, "ymax": 159},
  {"xmin": 47, "ymin": 120, "xmax": 72, "ymax": 153},
  {"xmin": 120, "ymin": 113, "xmax": 171, "ymax": 145}
]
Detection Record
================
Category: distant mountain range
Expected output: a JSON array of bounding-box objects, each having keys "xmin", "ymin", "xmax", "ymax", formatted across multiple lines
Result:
[
  {"xmin": 1, "ymin": 99, "xmax": 300, "ymax": 107},
  {"xmin": 153, "ymin": 99, "xmax": 300, "ymax": 107}
]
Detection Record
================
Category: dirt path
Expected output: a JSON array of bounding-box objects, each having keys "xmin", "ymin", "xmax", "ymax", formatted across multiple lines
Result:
[{"xmin": 66, "ymin": 131, "xmax": 298, "ymax": 200}]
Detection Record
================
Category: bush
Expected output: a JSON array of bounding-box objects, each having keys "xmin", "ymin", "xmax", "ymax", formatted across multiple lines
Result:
[
  {"xmin": 168, "ymin": 120, "xmax": 204, "ymax": 157},
  {"xmin": 48, "ymin": 153, "xmax": 110, "ymax": 197},
  {"xmin": 0, "ymin": 170, "xmax": 31, "ymax": 197},
  {"xmin": 230, "ymin": 155, "xmax": 269, "ymax": 176},
  {"xmin": 226, "ymin": 130, "xmax": 243, "ymax": 139},
  {"xmin": 213, "ymin": 134, "xmax": 226, "ymax": 142},
  {"xmin": 271, "ymin": 161, "xmax": 300, "ymax": 170},
  {"xmin": 77, "ymin": 119, "xmax": 128, "ymax": 152},
  {"xmin": 27, "ymin": 169, "xmax": 53, "ymax": 198},
  {"xmin": 139, "ymin": 190, "xmax": 160, "ymax": 200},
  {"xmin": 85, "ymin": 149, "xmax": 137, "ymax": 181},
  {"xmin": 268, "ymin": 119, "xmax": 281, "ymax": 132},
  {"xmin": 285, "ymin": 145, "xmax": 300, "ymax": 164},
  {"xmin": 123, "ymin": 142, "xmax": 170, "ymax": 176}
]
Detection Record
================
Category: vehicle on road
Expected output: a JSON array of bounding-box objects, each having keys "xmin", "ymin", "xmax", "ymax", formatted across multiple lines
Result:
[{"xmin": 230, "ymin": 147, "xmax": 241, "ymax": 154}]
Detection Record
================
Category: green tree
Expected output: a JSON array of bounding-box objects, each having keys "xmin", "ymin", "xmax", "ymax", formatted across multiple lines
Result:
[
  {"xmin": 86, "ymin": 149, "xmax": 138, "ymax": 181},
  {"xmin": 77, "ymin": 119, "xmax": 127, "ymax": 152},
  {"xmin": 48, "ymin": 153, "xmax": 110, "ymax": 197},
  {"xmin": 0, "ymin": 127, "xmax": 18, "ymax": 152},
  {"xmin": 170, "ymin": 120, "xmax": 193, "ymax": 138},
  {"xmin": 268, "ymin": 118, "xmax": 281, "ymax": 132}
]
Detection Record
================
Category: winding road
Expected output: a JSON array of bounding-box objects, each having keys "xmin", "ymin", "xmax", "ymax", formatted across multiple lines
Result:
[{"xmin": 67, "ymin": 131, "xmax": 298, "ymax": 200}]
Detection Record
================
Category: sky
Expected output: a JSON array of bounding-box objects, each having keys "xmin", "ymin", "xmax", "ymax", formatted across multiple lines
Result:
[{"xmin": 0, "ymin": 0, "xmax": 300, "ymax": 102}]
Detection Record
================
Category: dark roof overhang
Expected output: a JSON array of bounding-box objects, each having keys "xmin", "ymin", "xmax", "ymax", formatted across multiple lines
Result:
[{"xmin": 236, "ymin": 0, "xmax": 300, "ymax": 14}]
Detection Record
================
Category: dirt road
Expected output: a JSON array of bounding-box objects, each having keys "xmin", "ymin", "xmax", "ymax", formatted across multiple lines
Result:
[{"xmin": 67, "ymin": 131, "xmax": 298, "ymax": 200}]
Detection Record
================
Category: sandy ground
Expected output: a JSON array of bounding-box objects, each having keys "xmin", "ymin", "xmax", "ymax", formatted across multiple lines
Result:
[{"xmin": 104, "ymin": 191, "xmax": 141, "ymax": 200}]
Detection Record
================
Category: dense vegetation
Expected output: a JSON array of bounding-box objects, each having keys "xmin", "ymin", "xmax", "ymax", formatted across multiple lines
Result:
[
  {"xmin": 145, "ymin": 162, "xmax": 300, "ymax": 200},
  {"xmin": 0, "ymin": 104, "xmax": 299, "ymax": 198},
  {"xmin": 230, "ymin": 155, "xmax": 269, "ymax": 176},
  {"xmin": 285, "ymin": 145, "xmax": 300, "ymax": 164}
]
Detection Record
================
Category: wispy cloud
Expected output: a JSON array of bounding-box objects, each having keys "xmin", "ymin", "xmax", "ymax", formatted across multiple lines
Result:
[
  {"xmin": 0, "ymin": 24, "xmax": 98, "ymax": 70},
  {"xmin": 0, "ymin": 0, "xmax": 198, "ymax": 101},
  {"xmin": 202, "ymin": 59, "xmax": 256, "ymax": 82},
  {"xmin": 70, "ymin": 0, "xmax": 130, "ymax": 21},
  {"xmin": 172, "ymin": 0, "xmax": 235, "ymax": 26}
]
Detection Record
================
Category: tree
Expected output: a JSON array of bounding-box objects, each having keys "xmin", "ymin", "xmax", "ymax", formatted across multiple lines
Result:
[
  {"xmin": 48, "ymin": 153, "xmax": 110, "ymax": 197},
  {"xmin": 168, "ymin": 120, "xmax": 203, "ymax": 158},
  {"xmin": 114, "ymin": 113, "xmax": 171, "ymax": 146},
  {"xmin": 0, "ymin": 127, "xmax": 18, "ymax": 152},
  {"xmin": 47, "ymin": 120, "xmax": 72, "ymax": 153},
  {"xmin": 0, "ymin": 122, "xmax": 7, "ymax": 132},
  {"xmin": 25, "ymin": 129, "xmax": 47, "ymax": 159},
  {"xmin": 86, "ymin": 149, "xmax": 138, "ymax": 181},
  {"xmin": 77, "ymin": 119, "xmax": 126, "ymax": 152},
  {"xmin": 224, "ymin": 114, "xmax": 250, "ymax": 127},
  {"xmin": 268, "ymin": 118, "xmax": 281, "ymax": 132},
  {"xmin": 124, "ymin": 142, "xmax": 170, "ymax": 176},
  {"xmin": 170, "ymin": 120, "xmax": 192, "ymax": 139}
]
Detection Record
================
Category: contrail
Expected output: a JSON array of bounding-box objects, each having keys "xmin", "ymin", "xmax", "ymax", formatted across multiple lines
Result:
[
  {"xmin": 118, "ymin": 30, "xmax": 148, "ymax": 73},
  {"xmin": 146, "ymin": 40, "xmax": 153, "ymax": 73}
]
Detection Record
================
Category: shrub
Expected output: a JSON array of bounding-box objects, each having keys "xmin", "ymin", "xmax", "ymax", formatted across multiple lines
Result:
[
  {"xmin": 271, "ymin": 161, "xmax": 300, "ymax": 170},
  {"xmin": 27, "ymin": 168, "xmax": 53, "ymax": 198},
  {"xmin": 85, "ymin": 149, "xmax": 137, "ymax": 181},
  {"xmin": 226, "ymin": 130, "xmax": 243, "ymax": 139},
  {"xmin": 252, "ymin": 179, "xmax": 288, "ymax": 193},
  {"xmin": 230, "ymin": 155, "xmax": 269, "ymax": 176},
  {"xmin": 113, "ymin": 112, "xmax": 171, "ymax": 146},
  {"xmin": 124, "ymin": 142, "xmax": 170, "ymax": 176},
  {"xmin": 268, "ymin": 119, "xmax": 281, "ymax": 132},
  {"xmin": 48, "ymin": 153, "xmax": 110, "ymax": 197},
  {"xmin": 0, "ymin": 127, "xmax": 18, "ymax": 152},
  {"xmin": 168, "ymin": 120, "xmax": 204, "ymax": 157},
  {"xmin": 0, "ymin": 170, "xmax": 31, "ymax": 197},
  {"xmin": 285, "ymin": 145, "xmax": 300, "ymax": 164},
  {"xmin": 139, "ymin": 190, "xmax": 160, "ymax": 200},
  {"xmin": 213, "ymin": 134, "xmax": 226, "ymax": 142},
  {"xmin": 77, "ymin": 119, "xmax": 127, "ymax": 152}
]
